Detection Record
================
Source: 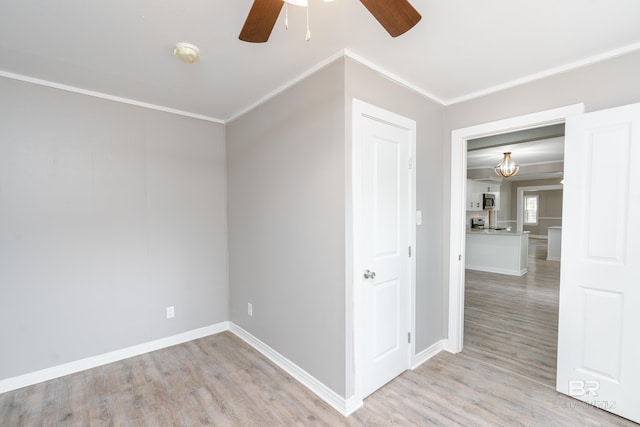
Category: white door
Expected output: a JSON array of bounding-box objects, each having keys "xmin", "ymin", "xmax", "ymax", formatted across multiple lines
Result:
[
  {"xmin": 557, "ymin": 102, "xmax": 640, "ymax": 422},
  {"xmin": 355, "ymin": 102, "xmax": 414, "ymax": 398}
]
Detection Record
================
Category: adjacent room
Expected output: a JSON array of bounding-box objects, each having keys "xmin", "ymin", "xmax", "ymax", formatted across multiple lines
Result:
[
  {"xmin": 1, "ymin": 0, "xmax": 639, "ymax": 425},
  {"xmin": 464, "ymin": 129, "xmax": 565, "ymax": 388}
]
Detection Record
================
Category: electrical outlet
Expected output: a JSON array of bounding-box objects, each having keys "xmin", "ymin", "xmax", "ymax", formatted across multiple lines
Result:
[
  {"xmin": 248, "ymin": 303, "xmax": 253, "ymax": 317},
  {"xmin": 166, "ymin": 306, "xmax": 175, "ymax": 319}
]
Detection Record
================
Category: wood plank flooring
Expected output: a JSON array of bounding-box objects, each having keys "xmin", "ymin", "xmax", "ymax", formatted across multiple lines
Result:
[
  {"xmin": 464, "ymin": 238, "xmax": 561, "ymax": 387},
  {"xmin": 1, "ymin": 240, "xmax": 637, "ymax": 425}
]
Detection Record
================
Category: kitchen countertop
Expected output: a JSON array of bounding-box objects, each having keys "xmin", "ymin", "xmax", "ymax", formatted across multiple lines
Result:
[{"xmin": 467, "ymin": 228, "xmax": 530, "ymax": 236}]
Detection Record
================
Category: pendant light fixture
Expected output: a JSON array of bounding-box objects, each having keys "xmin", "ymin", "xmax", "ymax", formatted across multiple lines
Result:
[{"xmin": 494, "ymin": 152, "xmax": 520, "ymax": 178}]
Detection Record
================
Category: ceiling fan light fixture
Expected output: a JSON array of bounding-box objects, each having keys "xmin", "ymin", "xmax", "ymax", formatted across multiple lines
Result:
[
  {"xmin": 174, "ymin": 42, "xmax": 201, "ymax": 64},
  {"xmin": 494, "ymin": 152, "xmax": 520, "ymax": 178},
  {"xmin": 284, "ymin": 0, "xmax": 308, "ymax": 7},
  {"xmin": 240, "ymin": 0, "xmax": 421, "ymax": 43}
]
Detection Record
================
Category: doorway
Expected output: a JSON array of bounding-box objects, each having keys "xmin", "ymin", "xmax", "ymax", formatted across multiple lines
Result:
[
  {"xmin": 462, "ymin": 131, "xmax": 566, "ymax": 385},
  {"xmin": 461, "ymin": 123, "xmax": 567, "ymax": 385},
  {"xmin": 447, "ymin": 104, "xmax": 584, "ymax": 353}
]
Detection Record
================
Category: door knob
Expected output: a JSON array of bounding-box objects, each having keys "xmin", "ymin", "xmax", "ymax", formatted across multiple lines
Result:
[{"xmin": 363, "ymin": 269, "xmax": 376, "ymax": 279}]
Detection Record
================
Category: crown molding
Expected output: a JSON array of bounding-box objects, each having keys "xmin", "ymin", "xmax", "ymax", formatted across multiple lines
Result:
[
  {"xmin": 0, "ymin": 70, "xmax": 225, "ymax": 124},
  {"xmin": 444, "ymin": 41, "xmax": 640, "ymax": 106},
  {"xmin": 3, "ymin": 40, "xmax": 639, "ymax": 124},
  {"xmin": 225, "ymin": 50, "xmax": 346, "ymax": 123},
  {"xmin": 343, "ymin": 49, "xmax": 447, "ymax": 105}
]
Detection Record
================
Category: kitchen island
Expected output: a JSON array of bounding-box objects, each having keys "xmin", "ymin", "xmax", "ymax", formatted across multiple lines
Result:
[
  {"xmin": 466, "ymin": 229, "xmax": 530, "ymax": 276},
  {"xmin": 547, "ymin": 226, "xmax": 562, "ymax": 261}
]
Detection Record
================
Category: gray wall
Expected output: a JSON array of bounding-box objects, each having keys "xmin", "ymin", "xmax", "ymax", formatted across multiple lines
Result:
[
  {"xmin": 0, "ymin": 77, "xmax": 228, "ymax": 380},
  {"xmin": 508, "ymin": 178, "xmax": 564, "ymax": 236},
  {"xmin": 344, "ymin": 58, "xmax": 447, "ymax": 360},
  {"xmin": 226, "ymin": 60, "xmax": 347, "ymax": 396},
  {"xmin": 443, "ymin": 50, "xmax": 640, "ymax": 330},
  {"xmin": 522, "ymin": 189, "xmax": 563, "ymax": 236},
  {"xmin": 498, "ymin": 180, "xmax": 513, "ymax": 224},
  {"xmin": 227, "ymin": 57, "xmax": 447, "ymax": 399},
  {"xmin": 4, "ymin": 46, "xmax": 639, "ymax": 400}
]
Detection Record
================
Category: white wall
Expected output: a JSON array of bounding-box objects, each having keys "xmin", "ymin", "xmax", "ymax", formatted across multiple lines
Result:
[{"xmin": 0, "ymin": 77, "xmax": 228, "ymax": 380}]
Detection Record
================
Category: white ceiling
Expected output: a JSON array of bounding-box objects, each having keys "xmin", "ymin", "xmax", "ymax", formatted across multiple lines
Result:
[
  {"xmin": 1, "ymin": 0, "xmax": 640, "ymax": 122},
  {"xmin": 466, "ymin": 137, "xmax": 565, "ymax": 169}
]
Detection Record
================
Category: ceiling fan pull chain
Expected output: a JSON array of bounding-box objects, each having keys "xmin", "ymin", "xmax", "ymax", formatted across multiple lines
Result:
[
  {"xmin": 305, "ymin": 2, "xmax": 311, "ymax": 41},
  {"xmin": 285, "ymin": 1, "xmax": 289, "ymax": 30}
]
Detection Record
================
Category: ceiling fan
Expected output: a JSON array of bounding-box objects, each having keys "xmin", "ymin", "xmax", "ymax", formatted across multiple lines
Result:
[{"xmin": 239, "ymin": 0, "xmax": 422, "ymax": 43}]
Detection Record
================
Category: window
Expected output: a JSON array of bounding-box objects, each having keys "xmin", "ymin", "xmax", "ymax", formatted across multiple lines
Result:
[{"xmin": 524, "ymin": 195, "xmax": 539, "ymax": 225}]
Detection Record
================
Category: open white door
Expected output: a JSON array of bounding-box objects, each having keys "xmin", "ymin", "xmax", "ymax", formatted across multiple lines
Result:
[
  {"xmin": 353, "ymin": 100, "xmax": 415, "ymax": 399},
  {"xmin": 557, "ymin": 102, "xmax": 640, "ymax": 422}
]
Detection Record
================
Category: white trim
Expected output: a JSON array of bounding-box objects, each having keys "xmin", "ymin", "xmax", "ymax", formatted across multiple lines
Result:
[
  {"xmin": 0, "ymin": 71, "xmax": 224, "ymax": 124},
  {"xmin": 229, "ymin": 323, "xmax": 358, "ymax": 416},
  {"xmin": 346, "ymin": 42, "xmax": 640, "ymax": 107},
  {"xmin": 448, "ymin": 104, "xmax": 585, "ymax": 354},
  {"xmin": 445, "ymin": 41, "xmax": 640, "ymax": 105},
  {"xmin": 446, "ymin": 127, "xmax": 468, "ymax": 354},
  {"xmin": 4, "ymin": 41, "xmax": 638, "ymax": 125},
  {"xmin": 226, "ymin": 50, "xmax": 345, "ymax": 123},
  {"xmin": 530, "ymin": 234, "xmax": 548, "ymax": 239},
  {"xmin": 264, "ymin": 41, "xmax": 640, "ymax": 118},
  {"xmin": 409, "ymin": 116, "xmax": 418, "ymax": 382},
  {"xmin": 343, "ymin": 50, "xmax": 446, "ymax": 105},
  {"xmin": 465, "ymin": 265, "xmax": 528, "ymax": 276},
  {"xmin": 350, "ymin": 99, "xmax": 417, "ymax": 404},
  {"xmin": 0, "ymin": 322, "xmax": 229, "ymax": 394},
  {"xmin": 412, "ymin": 339, "xmax": 447, "ymax": 369}
]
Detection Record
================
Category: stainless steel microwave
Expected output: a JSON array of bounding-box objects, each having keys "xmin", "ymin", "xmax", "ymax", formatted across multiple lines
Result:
[{"xmin": 483, "ymin": 193, "xmax": 496, "ymax": 209}]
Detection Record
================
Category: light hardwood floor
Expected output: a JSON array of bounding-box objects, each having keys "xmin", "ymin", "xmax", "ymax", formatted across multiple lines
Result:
[
  {"xmin": 464, "ymin": 237, "xmax": 561, "ymax": 388},
  {"xmin": 2, "ymin": 241, "xmax": 638, "ymax": 425}
]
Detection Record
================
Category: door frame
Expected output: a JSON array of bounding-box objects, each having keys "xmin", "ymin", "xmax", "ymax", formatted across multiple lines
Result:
[
  {"xmin": 447, "ymin": 104, "xmax": 584, "ymax": 353},
  {"xmin": 349, "ymin": 99, "xmax": 416, "ymax": 409}
]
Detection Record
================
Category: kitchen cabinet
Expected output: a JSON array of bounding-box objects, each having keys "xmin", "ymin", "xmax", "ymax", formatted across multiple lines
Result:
[
  {"xmin": 466, "ymin": 179, "xmax": 483, "ymax": 211},
  {"xmin": 466, "ymin": 179, "xmax": 500, "ymax": 211}
]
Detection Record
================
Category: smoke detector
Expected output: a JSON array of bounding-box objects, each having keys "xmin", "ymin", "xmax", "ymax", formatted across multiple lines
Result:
[{"xmin": 173, "ymin": 43, "xmax": 201, "ymax": 64}]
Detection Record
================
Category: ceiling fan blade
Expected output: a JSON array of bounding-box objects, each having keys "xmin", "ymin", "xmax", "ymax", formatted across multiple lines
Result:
[
  {"xmin": 360, "ymin": 0, "xmax": 422, "ymax": 37},
  {"xmin": 239, "ymin": 0, "xmax": 284, "ymax": 43}
]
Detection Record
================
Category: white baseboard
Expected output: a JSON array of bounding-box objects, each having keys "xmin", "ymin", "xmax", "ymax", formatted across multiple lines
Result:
[
  {"xmin": 466, "ymin": 265, "xmax": 527, "ymax": 276},
  {"xmin": 0, "ymin": 321, "xmax": 229, "ymax": 394},
  {"xmin": 229, "ymin": 322, "xmax": 354, "ymax": 416},
  {"xmin": 412, "ymin": 339, "xmax": 448, "ymax": 369},
  {"xmin": 344, "ymin": 396, "xmax": 364, "ymax": 416},
  {"xmin": 2, "ymin": 321, "xmax": 441, "ymax": 418}
]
